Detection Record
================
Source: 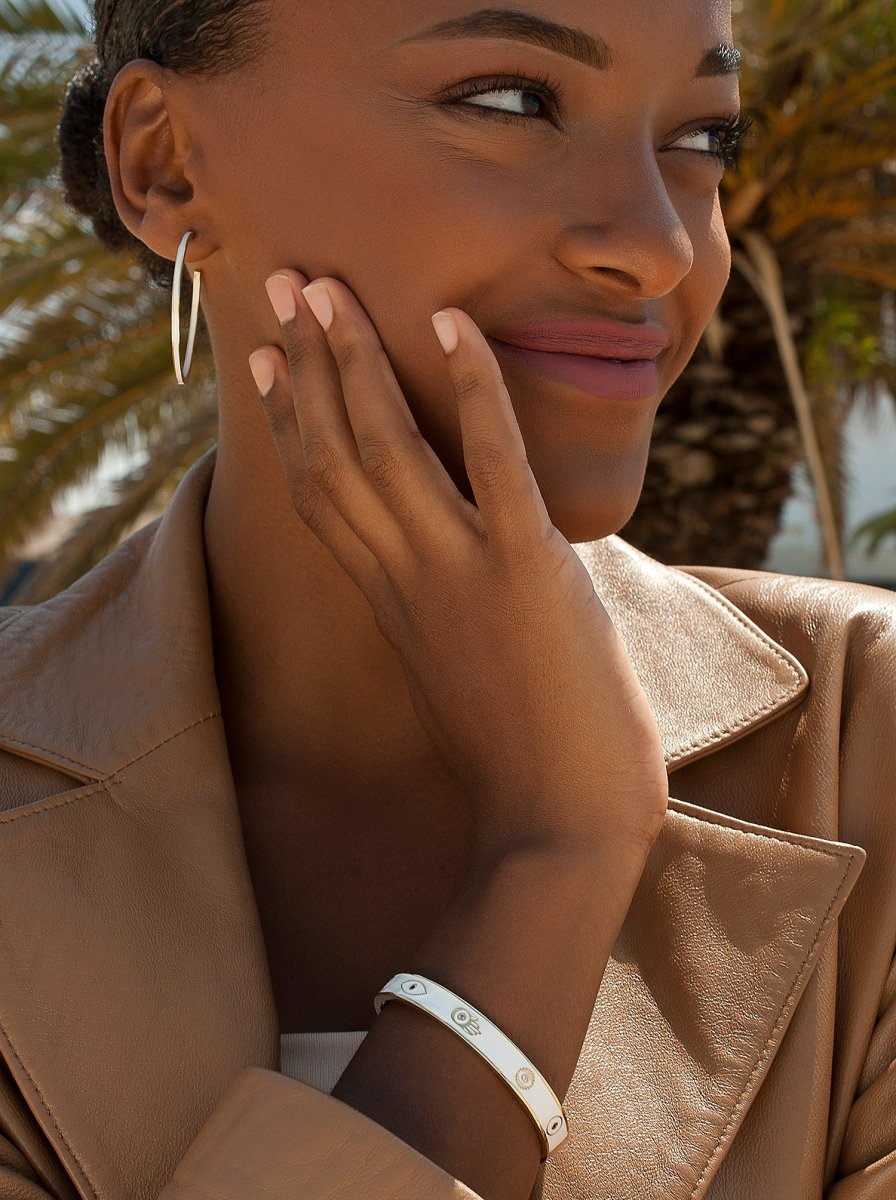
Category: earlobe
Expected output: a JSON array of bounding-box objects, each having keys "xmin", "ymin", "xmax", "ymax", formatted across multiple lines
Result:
[{"xmin": 102, "ymin": 58, "xmax": 194, "ymax": 261}]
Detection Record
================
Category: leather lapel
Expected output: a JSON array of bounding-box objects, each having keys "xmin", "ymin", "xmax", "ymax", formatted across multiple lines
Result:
[
  {"xmin": 0, "ymin": 445, "xmax": 810, "ymax": 782},
  {"xmin": 0, "ymin": 446, "xmax": 867, "ymax": 1200}
]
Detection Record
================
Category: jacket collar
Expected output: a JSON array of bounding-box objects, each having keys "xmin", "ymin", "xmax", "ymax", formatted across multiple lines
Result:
[
  {"xmin": 0, "ymin": 445, "xmax": 867, "ymax": 1200},
  {"xmin": 0, "ymin": 443, "xmax": 810, "ymax": 782}
]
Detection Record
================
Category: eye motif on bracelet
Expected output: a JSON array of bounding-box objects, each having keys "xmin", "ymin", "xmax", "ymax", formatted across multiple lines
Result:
[{"xmin": 380, "ymin": 972, "xmax": 568, "ymax": 1161}]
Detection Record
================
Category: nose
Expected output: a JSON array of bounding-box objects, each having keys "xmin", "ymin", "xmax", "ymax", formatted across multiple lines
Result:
[{"xmin": 552, "ymin": 146, "xmax": 698, "ymax": 300}]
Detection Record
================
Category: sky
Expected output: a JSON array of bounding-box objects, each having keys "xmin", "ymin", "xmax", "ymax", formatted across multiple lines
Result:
[{"xmin": 57, "ymin": 0, "xmax": 88, "ymax": 28}]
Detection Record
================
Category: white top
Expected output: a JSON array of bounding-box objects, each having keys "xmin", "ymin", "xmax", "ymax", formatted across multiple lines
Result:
[{"xmin": 280, "ymin": 1030, "xmax": 369, "ymax": 1094}]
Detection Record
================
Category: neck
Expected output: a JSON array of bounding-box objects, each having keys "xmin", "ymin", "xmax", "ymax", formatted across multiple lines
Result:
[{"xmin": 201, "ymin": 433, "xmax": 429, "ymax": 791}]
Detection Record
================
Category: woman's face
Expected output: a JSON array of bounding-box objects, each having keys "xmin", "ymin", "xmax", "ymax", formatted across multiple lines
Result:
[{"xmin": 157, "ymin": 0, "xmax": 739, "ymax": 544}]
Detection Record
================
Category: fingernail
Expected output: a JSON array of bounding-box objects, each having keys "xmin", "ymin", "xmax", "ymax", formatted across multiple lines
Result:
[
  {"xmin": 248, "ymin": 350, "xmax": 275, "ymax": 397},
  {"xmin": 301, "ymin": 282, "xmax": 334, "ymax": 332},
  {"xmin": 431, "ymin": 311, "xmax": 459, "ymax": 356},
  {"xmin": 265, "ymin": 274, "xmax": 296, "ymax": 323}
]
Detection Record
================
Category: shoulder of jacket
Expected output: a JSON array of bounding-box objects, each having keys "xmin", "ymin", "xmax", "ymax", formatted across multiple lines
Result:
[{"xmin": 675, "ymin": 562, "xmax": 896, "ymax": 638}]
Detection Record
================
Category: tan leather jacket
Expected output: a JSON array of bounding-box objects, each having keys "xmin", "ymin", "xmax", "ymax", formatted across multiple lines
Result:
[{"xmin": 0, "ymin": 444, "xmax": 894, "ymax": 1200}]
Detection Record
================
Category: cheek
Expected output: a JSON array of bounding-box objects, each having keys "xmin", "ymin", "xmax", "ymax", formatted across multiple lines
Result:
[
  {"xmin": 678, "ymin": 197, "xmax": 731, "ymax": 342},
  {"xmin": 700, "ymin": 198, "xmax": 732, "ymax": 308}
]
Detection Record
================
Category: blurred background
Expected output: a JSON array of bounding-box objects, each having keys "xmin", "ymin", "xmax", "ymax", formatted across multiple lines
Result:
[{"xmin": 1, "ymin": 0, "xmax": 894, "ymax": 604}]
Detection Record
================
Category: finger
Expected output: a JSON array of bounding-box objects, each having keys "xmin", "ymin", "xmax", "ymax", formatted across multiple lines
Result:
[
  {"xmin": 431, "ymin": 306, "xmax": 553, "ymax": 553},
  {"xmin": 263, "ymin": 269, "xmax": 413, "ymax": 569},
  {"xmin": 283, "ymin": 273, "xmax": 483, "ymax": 556},
  {"xmin": 249, "ymin": 344, "xmax": 390, "ymax": 605}
]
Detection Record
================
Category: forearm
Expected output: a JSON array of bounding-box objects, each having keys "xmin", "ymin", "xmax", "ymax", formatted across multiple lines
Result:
[{"xmin": 331, "ymin": 837, "xmax": 654, "ymax": 1200}]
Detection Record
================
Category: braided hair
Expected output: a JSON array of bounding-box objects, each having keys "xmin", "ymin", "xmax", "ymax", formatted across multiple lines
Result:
[{"xmin": 56, "ymin": 0, "xmax": 270, "ymax": 290}]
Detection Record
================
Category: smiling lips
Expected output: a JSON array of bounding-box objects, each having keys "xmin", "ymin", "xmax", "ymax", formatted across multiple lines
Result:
[
  {"xmin": 489, "ymin": 317, "xmax": 670, "ymax": 360},
  {"xmin": 485, "ymin": 318, "xmax": 669, "ymax": 401}
]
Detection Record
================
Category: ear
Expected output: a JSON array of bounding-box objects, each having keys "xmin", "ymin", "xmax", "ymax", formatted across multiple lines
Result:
[{"xmin": 102, "ymin": 58, "xmax": 209, "ymax": 266}]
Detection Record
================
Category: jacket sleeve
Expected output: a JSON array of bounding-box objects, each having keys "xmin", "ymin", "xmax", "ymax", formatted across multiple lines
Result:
[
  {"xmin": 0, "ymin": 735, "xmax": 486, "ymax": 1200},
  {"xmin": 825, "ymin": 946, "xmax": 896, "ymax": 1199},
  {"xmin": 0, "ymin": 1061, "xmax": 485, "ymax": 1200},
  {"xmin": 679, "ymin": 567, "xmax": 896, "ymax": 1199},
  {"xmin": 822, "ymin": 590, "xmax": 896, "ymax": 1199},
  {"xmin": 155, "ymin": 1067, "xmax": 485, "ymax": 1200}
]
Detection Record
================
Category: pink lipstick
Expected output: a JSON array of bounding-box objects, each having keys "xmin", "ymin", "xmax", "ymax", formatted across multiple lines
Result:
[{"xmin": 486, "ymin": 317, "xmax": 669, "ymax": 401}]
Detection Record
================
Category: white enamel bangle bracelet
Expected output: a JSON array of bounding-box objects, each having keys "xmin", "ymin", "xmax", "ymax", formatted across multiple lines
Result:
[{"xmin": 373, "ymin": 972, "xmax": 568, "ymax": 1161}]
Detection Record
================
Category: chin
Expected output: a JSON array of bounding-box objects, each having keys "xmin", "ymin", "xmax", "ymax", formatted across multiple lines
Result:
[
  {"xmin": 451, "ymin": 432, "xmax": 647, "ymax": 546},
  {"xmin": 538, "ymin": 484, "xmax": 644, "ymax": 546},
  {"xmin": 553, "ymin": 512, "xmax": 636, "ymax": 547},
  {"xmin": 533, "ymin": 447, "xmax": 649, "ymax": 547}
]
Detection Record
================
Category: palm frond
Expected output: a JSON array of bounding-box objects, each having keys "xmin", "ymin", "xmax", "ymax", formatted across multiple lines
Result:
[
  {"xmin": 813, "ymin": 260, "xmax": 896, "ymax": 291},
  {"xmin": 2, "ymin": 0, "xmax": 896, "ymax": 587},
  {"xmin": 0, "ymin": 0, "xmax": 88, "ymax": 36},
  {"xmin": 850, "ymin": 505, "xmax": 896, "ymax": 556},
  {"xmin": 3, "ymin": 409, "xmax": 219, "ymax": 604},
  {"xmin": 769, "ymin": 190, "xmax": 896, "ymax": 242},
  {"xmin": 760, "ymin": 55, "xmax": 896, "ymax": 146},
  {"xmin": 0, "ymin": 344, "xmax": 216, "ymax": 559}
]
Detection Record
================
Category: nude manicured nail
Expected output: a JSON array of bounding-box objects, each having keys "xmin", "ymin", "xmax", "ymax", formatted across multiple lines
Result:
[
  {"xmin": 248, "ymin": 350, "xmax": 275, "ymax": 397},
  {"xmin": 265, "ymin": 274, "xmax": 296, "ymax": 323},
  {"xmin": 302, "ymin": 283, "xmax": 334, "ymax": 332}
]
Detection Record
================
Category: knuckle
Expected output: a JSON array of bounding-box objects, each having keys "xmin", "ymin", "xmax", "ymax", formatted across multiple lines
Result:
[
  {"xmin": 400, "ymin": 591, "xmax": 430, "ymax": 631},
  {"xmin": 290, "ymin": 474, "xmax": 326, "ymax": 527},
  {"xmin": 465, "ymin": 443, "xmax": 515, "ymax": 493},
  {"xmin": 261, "ymin": 399, "xmax": 294, "ymax": 441},
  {"xmin": 358, "ymin": 439, "xmax": 403, "ymax": 492},
  {"xmin": 330, "ymin": 334, "xmax": 363, "ymax": 375},
  {"xmin": 451, "ymin": 367, "xmax": 483, "ymax": 405},
  {"xmin": 304, "ymin": 437, "xmax": 345, "ymax": 494},
  {"xmin": 284, "ymin": 334, "xmax": 315, "ymax": 376}
]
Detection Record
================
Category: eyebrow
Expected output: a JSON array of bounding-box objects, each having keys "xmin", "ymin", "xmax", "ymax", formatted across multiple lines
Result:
[{"xmin": 391, "ymin": 7, "xmax": 741, "ymax": 79}]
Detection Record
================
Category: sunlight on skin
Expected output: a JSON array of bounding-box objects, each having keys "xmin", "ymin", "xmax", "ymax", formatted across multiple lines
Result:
[{"xmin": 103, "ymin": 0, "xmax": 740, "ymax": 795}]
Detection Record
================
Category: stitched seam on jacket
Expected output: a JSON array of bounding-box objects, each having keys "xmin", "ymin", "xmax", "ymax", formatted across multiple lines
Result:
[
  {"xmin": 0, "ymin": 1026, "xmax": 98, "ymax": 1200},
  {"xmin": 0, "ymin": 711, "xmax": 222, "ymax": 785},
  {"xmin": 0, "ymin": 712, "xmax": 224, "ymax": 1196},
  {"xmin": 667, "ymin": 688, "xmax": 803, "ymax": 761},
  {"xmin": 0, "ymin": 777, "xmax": 107, "ymax": 823},
  {"xmin": 664, "ymin": 569, "xmax": 807, "ymax": 763},
  {"xmin": 688, "ymin": 848, "xmax": 857, "ymax": 1198},
  {"xmin": 0, "ymin": 737, "xmax": 98, "ymax": 774},
  {"xmin": 672, "ymin": 569, "xmax": 806, "ymax": 691},
  {"xmin": 103, "ymin": 710, "xmax": 222, "ymax": 776}
]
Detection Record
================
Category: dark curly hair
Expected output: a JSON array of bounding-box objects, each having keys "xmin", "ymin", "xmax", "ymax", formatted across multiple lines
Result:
[{"xmin": 56, "ymin": 1, "xmax": 272, "ymax": 291}]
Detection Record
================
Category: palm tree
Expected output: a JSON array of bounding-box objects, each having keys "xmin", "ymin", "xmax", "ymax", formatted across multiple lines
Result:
[
  {"xmin": 1, "ymin": 0, "xmax": 894, "ymax": 604},
  {"xmin": 0, "ymin": 0, "xmax": 218, "ymax": 604}
]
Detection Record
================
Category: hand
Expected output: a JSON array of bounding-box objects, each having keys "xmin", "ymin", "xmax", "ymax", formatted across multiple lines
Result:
[{"xmin": 249, "ymin": 269, "xmax": 669, "ymax": 863}]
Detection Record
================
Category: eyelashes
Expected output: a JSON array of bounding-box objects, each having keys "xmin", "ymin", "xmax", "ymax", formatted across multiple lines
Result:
[
  {"xmin": 681, "ymin": 110, "xmax": 758, "ymax": 168},
  {"xmin": 438, "ymin": 70, "xmax": 754, "ymax": 170},
  {"xmin": 696, "ymin": 111, "xmax": 754, "ymax": 169},
  {"xmin": 439, "ymin": 68, "xmax": 570, "ymax": 122}
]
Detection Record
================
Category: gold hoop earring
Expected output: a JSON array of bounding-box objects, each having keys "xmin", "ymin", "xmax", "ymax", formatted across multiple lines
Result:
[{"xmin": 171, "ymin": 230, "xmax": 202, "ymax": 385}]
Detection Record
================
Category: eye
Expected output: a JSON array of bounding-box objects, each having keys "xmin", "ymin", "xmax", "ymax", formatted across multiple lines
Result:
[
  {"xmin": 438, "ymin": 70, "xmax": 565, "ymax": 126},
  {"xmin": 670, "ymin": 113, "xmax": 754, "ymax": 169},
  {"xmin": 438, "ymin": 72, "xmax": 754, "ymax": 169}
]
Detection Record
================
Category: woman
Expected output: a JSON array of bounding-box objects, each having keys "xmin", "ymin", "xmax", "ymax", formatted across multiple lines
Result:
[{"xmin": 0, "ymin": 1, "xmax": 893, "ymax": 1198}]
